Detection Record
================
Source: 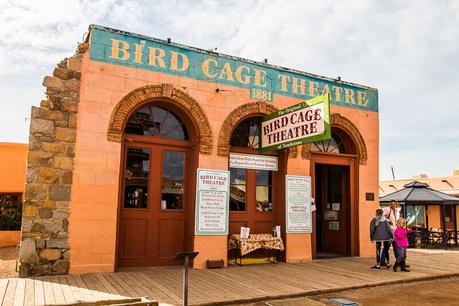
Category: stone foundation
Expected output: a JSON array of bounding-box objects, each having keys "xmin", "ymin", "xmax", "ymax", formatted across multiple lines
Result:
[{"xmin": 19, "ymin": 43, "xmax": 87, "ymax": 277}]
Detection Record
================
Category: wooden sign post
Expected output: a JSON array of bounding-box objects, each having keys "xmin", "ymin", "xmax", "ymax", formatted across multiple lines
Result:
[{"xmin": 174, "ymin": 251, "xmax": 199, "ymax": 306}]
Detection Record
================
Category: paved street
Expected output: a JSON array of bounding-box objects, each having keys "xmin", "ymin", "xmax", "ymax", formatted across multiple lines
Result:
[{"xmin": 0, "ymin": 249, "xmax": 458, "ymax": 305}]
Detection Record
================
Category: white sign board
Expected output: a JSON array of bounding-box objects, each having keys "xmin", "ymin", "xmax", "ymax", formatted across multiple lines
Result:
[
  {"xmin": 286, "ymin": 175, "xmax": 312, "ymax": 233},
  {"xmin": 229, "ymin": 153, "xmax": 278, "ymax": 171},
  {"xmin": 260, "ymin": 95, "xmax": 330, "ymax": 153},
  {"xmin": 329, "ymin": 221, "xmax": 340, "ymax": 231},
  {"xmin": 195, "ymin": 169, "xmax": 230, "ymax": 235}
]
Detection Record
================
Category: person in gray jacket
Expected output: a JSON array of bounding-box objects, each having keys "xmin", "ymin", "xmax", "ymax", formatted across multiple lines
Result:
[{"xmin": 370, "ymin": 208, "xmax": 394, "ymax": 269}]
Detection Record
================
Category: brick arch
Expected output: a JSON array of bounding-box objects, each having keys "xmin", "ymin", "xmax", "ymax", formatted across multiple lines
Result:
[
  {"xmin": 217, "ymin": 101, "xmax": 297, "ymax": 157},
  {"xmin": 301, "ymin": 113, "xmax": 368, "ymax": 165},
  {"xmin": 107, "ymin": 83, "xmax": 213, "ymax": 154},
  {"xmin": 217, "ymin": 101, "xmax": 278, "ymax": 156}
]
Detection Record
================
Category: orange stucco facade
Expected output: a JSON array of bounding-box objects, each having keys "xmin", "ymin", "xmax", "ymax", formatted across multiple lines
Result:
[
  {"xmin": 66, "ymin": 31, "xmax": 379, "ymax": 274},
  {"xmin": 0, "ymin": 142, "xmax": 27, "ymax": 194},
  {"xmin": 0, "ymin": 142, "xmax": 27, "ymax": 247},
  {"xmin": 428, "ymin": 206, "xmax": 442, "ymax": 229},
  {"xmin": 14, "ymin": 26, "xmax": 379, "ymax": 275}
]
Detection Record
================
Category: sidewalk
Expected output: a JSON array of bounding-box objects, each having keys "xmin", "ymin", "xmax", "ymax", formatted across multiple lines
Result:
[{"xmin": 1, "ymin": 249, "xmax": 458, "ymax": 306}]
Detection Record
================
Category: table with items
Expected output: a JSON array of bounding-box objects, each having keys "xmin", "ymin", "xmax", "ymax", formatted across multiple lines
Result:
[{"xmin": 228, "ymin": 233, "xmax": 285, "ymax": 265}]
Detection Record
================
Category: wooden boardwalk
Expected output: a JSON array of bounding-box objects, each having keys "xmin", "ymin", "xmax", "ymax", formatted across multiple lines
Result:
[{"xmin": 1, "ymin": 249, "xmax": 459, "ymax": 306}]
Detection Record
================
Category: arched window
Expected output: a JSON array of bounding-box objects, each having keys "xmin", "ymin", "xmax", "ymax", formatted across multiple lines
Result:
[
  {"xmin": 228, "ymin": 117, "xmax": 278, "ymax": 234},
  {"xmin": 230, "ymin": 117, "xmax": 260, "ymax": 149},
  {"xmin": 124, "ymin": 104, "xmax": 189, "ymax": 140},
  {"xmin": 311, "ymin": 135, "xmax": 344, "ymax": 154},
  {"xmin": 311, "ymin": 128, "xmax": 356, "ymax": 155}
]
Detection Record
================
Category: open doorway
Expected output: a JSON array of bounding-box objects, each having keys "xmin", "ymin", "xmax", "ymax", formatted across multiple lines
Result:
[{"xmin": 315, "ymin": 163, "xmax": 350, "ymax": 258}]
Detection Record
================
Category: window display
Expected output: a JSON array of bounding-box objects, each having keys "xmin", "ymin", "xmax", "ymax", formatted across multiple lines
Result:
[{"xmin": 124, "ymin": 147, "xmax": 150, "ymax": 209}]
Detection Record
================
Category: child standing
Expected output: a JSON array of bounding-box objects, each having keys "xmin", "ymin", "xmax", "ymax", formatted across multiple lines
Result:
[
  {"xmin": 393, "ymin": 218, "xmax": 412, "ymax": 272},
  {"xmin": 370, "ymin": 208, "xmax": 394, "ymax": 269}
]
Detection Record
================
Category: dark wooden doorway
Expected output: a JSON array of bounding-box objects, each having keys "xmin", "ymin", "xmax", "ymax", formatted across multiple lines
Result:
[
  {"xmin": 310, "ymin": 127, "xmax": 359, "ymax": 259},
  {"xmin": 315, "ymin": 164, "xmax": 350, "ymax": 256},
  {"xmin": 116, "ymin": 103, "xmax": 196, "ymax": 268}
]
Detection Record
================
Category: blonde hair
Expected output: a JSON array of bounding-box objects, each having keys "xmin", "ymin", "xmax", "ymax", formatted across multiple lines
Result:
[
  {"xmin": 375, "ymin": 208, "xmax": 383, "ymax": 225},
  {"xmin": 396, "ymin": 218, "xmax": 406, "ymax": 227}
]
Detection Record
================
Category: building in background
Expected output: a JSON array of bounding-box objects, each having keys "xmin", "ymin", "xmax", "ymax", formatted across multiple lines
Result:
[
  {"xmin": 380, "ymin": 170, "xmax": 459, "ymax": 230},
  {"xmin": 0, "ymin": 142, "xmax": 27, "ymax": 247},
  {"xmin": 18, "ymin": 25, "xmax": 379, "ymax": 276}
]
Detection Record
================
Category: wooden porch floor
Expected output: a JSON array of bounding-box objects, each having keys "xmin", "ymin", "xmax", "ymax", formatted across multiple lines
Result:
[{"xmin": 1, "ymin": 249, "xmax": 459, "ymax": 306}]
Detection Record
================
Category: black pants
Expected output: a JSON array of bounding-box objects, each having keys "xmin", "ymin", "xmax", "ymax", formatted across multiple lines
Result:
[
  {"xmin": 376, "ymin": 241, "xmax": 390, "ymax": 265},
  {"xmin": 384, "ymin": 241, "xmax": 398, "ymax": 264}
]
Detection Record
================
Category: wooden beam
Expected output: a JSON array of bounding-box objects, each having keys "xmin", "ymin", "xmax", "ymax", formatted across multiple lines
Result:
[
  {"xmin": 441, "ymin": 205, "xmax": 447, "ymax": 249},
  {"xmin": 454, "ymin": 205, "xmax": 458, "ymax": 246}
]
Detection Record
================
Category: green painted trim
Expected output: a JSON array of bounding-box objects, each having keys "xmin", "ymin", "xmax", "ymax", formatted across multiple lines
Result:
[{"xmin": 89, "ymin": 26, "xmax": 378, "ymax": 112}]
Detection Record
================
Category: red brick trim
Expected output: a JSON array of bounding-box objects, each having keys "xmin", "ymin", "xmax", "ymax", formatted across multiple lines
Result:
[
  {"xmin": 217, "ymin": 101, "xmax": 279, "ymax": 156},
  {"xmin": 301, "ymin": 113, "xmax": 368, "ymax": 165},
  {"xmin": 107, "ymin": 84, "xmax": 213, "ymax": 154}
]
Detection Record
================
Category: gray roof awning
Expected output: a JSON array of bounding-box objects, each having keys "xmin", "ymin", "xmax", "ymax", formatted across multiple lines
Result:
[{"xmin": 379, "ymin": 180, "xmax": 459, "ymax": 205}]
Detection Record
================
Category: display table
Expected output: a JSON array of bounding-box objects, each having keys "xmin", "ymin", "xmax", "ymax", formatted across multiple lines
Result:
[{"xmin": 228, "ymin": 234, "xmax": 285, "ymax": 265}]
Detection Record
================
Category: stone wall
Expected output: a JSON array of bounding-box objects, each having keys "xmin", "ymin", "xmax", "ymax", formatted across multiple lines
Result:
[{"xmin": 19, "ymin": 43, "xmax": 87, "ymax": 277}]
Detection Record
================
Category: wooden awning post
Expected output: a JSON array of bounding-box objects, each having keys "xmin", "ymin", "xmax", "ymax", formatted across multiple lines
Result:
[
  {"xmin": 425, "ymin": 205, "xmax": 429, "ymax": 229},
  {"xmin": 454, "ymin": 205, "xmax": 458, "ymax": 246}
]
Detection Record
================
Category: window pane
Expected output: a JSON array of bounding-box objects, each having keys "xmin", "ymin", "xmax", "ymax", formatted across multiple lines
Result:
[
  {"xmin": 311, "ymin": 133, "xmax": 344, "ymax": 154},
  {"xmin": 230, "ymin": 118, "xmax": 260, "ymax": 149},
  {"xmin": 406, "ymin": 205, "xmax": 425, "ymax": 228},
  {"xmin": 124, "ymin": 105, "xmax": 188, "ymax": 140},
  {"xmin": 163, "ymin": 151, "xmax": 185, "ymax": 179},
  {"xmin": 256, "ymin": 170, "xmax": 271, "ymax": 185},
  {"xmin": 256, "ymin": 170, "xmax": 272, "ymax": 212},
  {"xmin": 162, "ymin": 151, "xmax": 185, "ymax": 209},
  {"xmin": 0, "ymin": 194, "xmax": 22, "ymax": 230},
  {"xmin": 230, "ymin": 168, "xmax": 246, "ymax": 211},
  {"xmin": 124, "ymin": 148, "xmax": 150, "ymax": 209}
]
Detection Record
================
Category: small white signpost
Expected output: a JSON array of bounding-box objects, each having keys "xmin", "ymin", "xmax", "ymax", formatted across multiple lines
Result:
[{"xmin": 286, "ymin": 175, "xmax": 312, "ymax": 233}]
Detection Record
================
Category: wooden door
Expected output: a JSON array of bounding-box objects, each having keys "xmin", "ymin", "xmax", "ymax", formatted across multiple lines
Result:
[
  {"xmin": 117, "ymin": 144, "xmax": 188, "ymax": 267},
  {"xmin": 445, "ymin": 206, "xmax": 455, "ymax": 230},
  {"xmin": 319, "ymin": 165, "xmax": 349, "ymax": 255},
  {"xmin": 229, "ymin": 168, "xmax": 278, "ymax": 234}
]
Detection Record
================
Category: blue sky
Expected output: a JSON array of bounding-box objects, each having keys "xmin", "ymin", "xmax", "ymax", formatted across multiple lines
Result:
[{"xmin": 0, "ymin": 0, "xmax": 458, "ymax": 180}]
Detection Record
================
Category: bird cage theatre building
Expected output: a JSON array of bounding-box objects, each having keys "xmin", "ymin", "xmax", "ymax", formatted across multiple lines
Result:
[{"xmin": 19, "ymin": 25, "xmax": 379, "ymax": 276}]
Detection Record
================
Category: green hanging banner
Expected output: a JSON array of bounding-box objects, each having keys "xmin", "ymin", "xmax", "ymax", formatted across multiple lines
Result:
[{"xmin": 260, "ymin": 94, "xmax": 331, "ymax": 153}]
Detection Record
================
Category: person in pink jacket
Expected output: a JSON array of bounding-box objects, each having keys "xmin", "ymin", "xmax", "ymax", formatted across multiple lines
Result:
[{"xmin": 393, "ymin": 218, "xmax": 412, "ymax": 272}]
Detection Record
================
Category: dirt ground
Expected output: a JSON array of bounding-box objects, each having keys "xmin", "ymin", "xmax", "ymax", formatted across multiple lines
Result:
[
  {"xmin": 245, "ymin": 276, "xmax": 459, "ymax": 306},
  {"xmin": 0, "ymin": 246, "xmax": 18, "ymax": 278},
  {"xmin": 313, "ymin": 276, "xmax": 459, "ymax": 305}
]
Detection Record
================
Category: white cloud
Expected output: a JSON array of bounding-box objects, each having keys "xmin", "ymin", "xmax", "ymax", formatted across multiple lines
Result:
[
  {"xmin": 0, "ymin": 0, "xmax": 143, "ymax": 72},
  {"xmin": 0, "ymin": 0, "xmax": 458, "ymax": 179}
]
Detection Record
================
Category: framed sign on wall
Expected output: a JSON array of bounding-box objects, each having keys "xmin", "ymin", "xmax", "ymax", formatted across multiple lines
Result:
[
  {"xmin": 195, "ymin": 169, "xmax": 230, "ymax": 235},
  {"xmin": 286, "ymin": 175, "xmax": 312, "ymax": 233}
]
